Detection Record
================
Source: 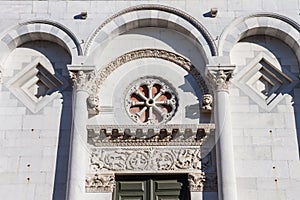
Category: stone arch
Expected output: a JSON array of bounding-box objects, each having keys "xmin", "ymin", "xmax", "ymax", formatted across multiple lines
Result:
[
  {"xmin": 218, "ymin": 13, "xmax": 300, "ymax": 61},
  {"xmin": 84, "ymin": 4, "xmax": 217, "ymax": 61},
  {"xmin": 95, "ymin": 48, "xmax": 210, "ymax": 94},
  {"xmin": 0, "ymin": 19, "xmax": 83, "ymax": 65}
]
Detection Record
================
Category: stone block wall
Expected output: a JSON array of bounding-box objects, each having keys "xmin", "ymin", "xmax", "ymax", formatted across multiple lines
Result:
[{"xmin": 0, "ymin": 1, "xmax": 299, "ymax": 200}]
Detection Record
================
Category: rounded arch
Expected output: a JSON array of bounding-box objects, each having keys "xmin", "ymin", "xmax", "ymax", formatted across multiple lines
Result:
[
  {"xmin": 95, "ymin": 48, "xmax": 210, "ymax": 94},
  {"xmin": 218, "ymin": 13, "xmax": 300, "ymax": 62},
  {"xmin": 84, "ymin": 4, "xmax": 217, "ymax": 60},
  {"xmin": 0, "ymin": 19, "xmax": 83, "ymax": 65}
]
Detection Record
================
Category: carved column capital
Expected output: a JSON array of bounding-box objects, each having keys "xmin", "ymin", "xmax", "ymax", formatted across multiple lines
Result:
[
  {"xmin": 86, "ymin": 173, "xmax": 115, "ymax": 193},
  {"xmin": 69, "ymin": 70, "xmax": 96, "ymax": 92},
  {"xmin": 188, "ymin": 172, "xmax": 206, "ymax": 192},
  {"xmin": 206, "ymin": 65, "xmax": 235, "ymax": 92}
]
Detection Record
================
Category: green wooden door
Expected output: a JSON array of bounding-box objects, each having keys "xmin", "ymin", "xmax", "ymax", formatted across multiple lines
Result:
[{"xmin": 114, "ymin": 175, "xmax": 190, "ymax": 200}]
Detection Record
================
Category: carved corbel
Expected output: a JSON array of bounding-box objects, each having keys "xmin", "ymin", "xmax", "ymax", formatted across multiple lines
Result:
[
  {"xmin": 87, "ymin": 85, "xmax": 100, "ymax": 116},
  {"xmin": 188, "ymin": 172, "xmax": 206, "ymax": 192},
  {"xmin": 86, "ymin": 173, "xmax": 115, "ymax": 193},
  {"xmin": 201, "ymin": 94, "xmax": 213, "ymax": 112},
  {"xmin": 206, "ymin": 65, "xmax": 235, "ymax": 92}
]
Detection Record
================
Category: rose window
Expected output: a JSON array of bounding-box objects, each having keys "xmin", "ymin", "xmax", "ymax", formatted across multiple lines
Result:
[{"xmin": 125, "ymin": 78, "xmax": 177, "ymax": 124}]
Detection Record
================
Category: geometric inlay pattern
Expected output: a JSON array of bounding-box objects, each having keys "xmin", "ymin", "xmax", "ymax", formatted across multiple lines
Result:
[
  {"xmin": 6, "ymin": 57, "xmax": 66, "ymax": 113},
  {"xmin": 125, "ymin": 78, "xmax": 177, "ymax": 125},
  {"xmin": 234, "ymin": 52, "xmax": 299, "ymax": 111}
]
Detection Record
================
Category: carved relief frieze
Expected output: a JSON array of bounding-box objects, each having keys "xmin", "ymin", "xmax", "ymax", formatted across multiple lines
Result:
[
  {"xmin": 188, "ymin": 172, "xmax": 206, "ymax": 192},
  {"xmin": 88, "ymin": 147, "xmax": 202, "ymax": 172},
  {"xmin": 85, "ymin": 173, "xmax": 115, "ymax": 193}
]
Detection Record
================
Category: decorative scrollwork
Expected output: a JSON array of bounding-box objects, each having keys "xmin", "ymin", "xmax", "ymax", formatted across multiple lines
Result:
[
  {"xmin": 86, "ymin": 174, "xmax": 115, "ymax": 193},
  {"xmin": 188, "ymin": 173, "xmax": 206, "ymax": 192},
  {"xmin": 69, "ymin": 70, "xmax": 96, "ymax": 92},
  {"xmin": 89, "ymin": 148, "xmax": 201, "ymax": 172},
  {"xmin": 125, "ymin": 78, "xmax": 177, "ymax": 124}
]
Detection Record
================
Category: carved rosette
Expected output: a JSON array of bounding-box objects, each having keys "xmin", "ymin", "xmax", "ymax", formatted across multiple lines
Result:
[
  {"xmin": 88, "ymin": 147, "xmax": 201, "ymax": 172},
  {"xmin": 206, "ymin": 67, "xmax": 235, "ymax": 92},
  {"xmin": 125, "ymin": 78, "xmax": 177, "ymax": 124},
  {"xmin": 86, "ymin": 173, "xmax": 115, "ymax": 193},
  {"xmin": 188, "ymin": 172, "xmax": 206, "ymax": 192}
]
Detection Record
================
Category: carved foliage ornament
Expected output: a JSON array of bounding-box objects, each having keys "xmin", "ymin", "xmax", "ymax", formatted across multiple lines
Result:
[
  {"xmin": 125, "ymin": 78, "xmax": 177, "ymax": 124},
  {"xmin": 69, "ymin": 70, "xmax": 96, "ymax": 92},
  {"xmin": 86, "ymin": 174, "xmax": 115, "ymax": 193},
  {"xmin": 95, "ymin": 49, "xmax": 209, "ymax": 94},
  {"xmin": 207, "ymin": 68, "xmax": 234, "ymax": 91},
  {"xmin": 188, "ymin": 172, "xmax": 206, "ymax": 192},
  {"xmin": 69, "ymin": 70, "xmax": 100, "ymax": 114},
  {"xmin": 89, "ymin": 148, "xmax": 201, "ymax": 172}
]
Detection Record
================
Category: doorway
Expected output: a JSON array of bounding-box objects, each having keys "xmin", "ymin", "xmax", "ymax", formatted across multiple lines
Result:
[{"xmin": 114, "ymin": 174, "xmax": 190, "ymax": 200}]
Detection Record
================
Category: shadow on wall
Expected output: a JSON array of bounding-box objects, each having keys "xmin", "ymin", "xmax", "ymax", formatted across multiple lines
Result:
[
  {"xmin": 238, "ymin": 36, "xmax": 300, "ymax": 158},
  {"xmin": 179, "ymin": 74, "xmax": 212, "ymax": 123},
  {"xmin": 22, "ymin": 41, "xmax": 73, "ymax": 200}
]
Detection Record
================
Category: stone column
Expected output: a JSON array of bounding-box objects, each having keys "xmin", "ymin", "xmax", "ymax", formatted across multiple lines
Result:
[
  {"xmin": 206, "ymin": 65, "xmax": 237, "ymax": 200},
  {"xmin": 66, "ymin": 68, "xmax": 95, "ymax": 200}
]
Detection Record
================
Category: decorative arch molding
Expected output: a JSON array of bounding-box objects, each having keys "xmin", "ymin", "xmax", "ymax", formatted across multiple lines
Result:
[
  {"xmin": 84, "ymin": 4, "xmax": 217, "ymax": 59},
  {"xmin": 0, "ymin": 19, "xmax": 83, "ymax": 65},
  {"xmin": 95, "ymin": 48, "xmax": 209, "ymax": 94},
  {"xmin": 218, "ymin": 12, "xmax": 300, "ymax": 61}
]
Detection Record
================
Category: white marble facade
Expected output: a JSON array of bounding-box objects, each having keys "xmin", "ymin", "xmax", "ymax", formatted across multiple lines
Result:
[{"xmin": 0, "ymin": 1, "xmax": 300, "ymax": 200}]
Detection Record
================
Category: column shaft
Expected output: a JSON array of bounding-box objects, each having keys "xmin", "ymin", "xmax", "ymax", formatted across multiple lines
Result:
[
  {"xmin": 214, "ymin": 90, "xmax": 237, "ymax": 200},
  {"xmin": 67, "ymin": 89, "xmax": 89, "ymax": 200}
]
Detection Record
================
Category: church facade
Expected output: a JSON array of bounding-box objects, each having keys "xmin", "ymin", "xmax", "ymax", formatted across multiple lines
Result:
[{"xmin": 0, "ymin": 1, "xmax": 300, "ymax": 200}]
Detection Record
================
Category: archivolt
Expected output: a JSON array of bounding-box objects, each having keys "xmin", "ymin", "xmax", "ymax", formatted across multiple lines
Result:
[
  {"xmin": 218, "ymin": 12, "xmax": 300, "ymax": 61},
  {"xmin": 0, "ymin": 19, "xmax": 82, "ymax": 65},
  {"xmin": 84, "ymin": 4, "xmax": 217, "ymax": 58},
  {"xmin": 95, "ymin": 49, "xmax": 209, "ymax": 94}
]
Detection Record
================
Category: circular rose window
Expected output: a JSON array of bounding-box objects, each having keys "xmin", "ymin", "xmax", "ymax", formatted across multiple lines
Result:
[{"xmin": 125, "ymin": 78, "xmax": 177, "ymax": 124}]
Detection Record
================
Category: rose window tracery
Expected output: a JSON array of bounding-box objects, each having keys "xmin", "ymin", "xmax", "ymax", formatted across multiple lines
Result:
[{"xmin": 125, "ymin": 78, "xmax": 177, "ymax": 124}]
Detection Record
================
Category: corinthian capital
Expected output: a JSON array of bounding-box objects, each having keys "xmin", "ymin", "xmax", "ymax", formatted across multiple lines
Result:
[
  {"xmin": 69, "ymin": 70, "xmax": 95, "ymax": 91},
  {"xmin": 68, "ymin": 65, "xmax": 96, "ymax": 92},
  {"xmin": 188, "ymin": 172, "xmax": 206, "ymax": 192},
  {"xmin": 206, "ymin": 65, "xmax": 235, "ymax": 92}
]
